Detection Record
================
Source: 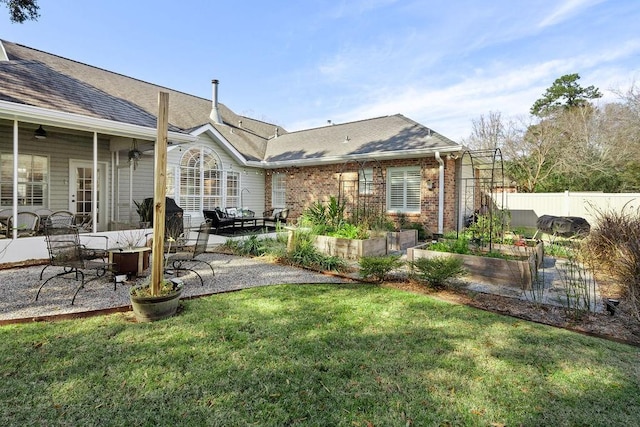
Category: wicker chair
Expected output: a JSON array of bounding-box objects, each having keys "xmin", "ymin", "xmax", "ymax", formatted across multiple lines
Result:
[{"xmin": 7, "ymin": 211, "xmax": 40, "ymax": 237}]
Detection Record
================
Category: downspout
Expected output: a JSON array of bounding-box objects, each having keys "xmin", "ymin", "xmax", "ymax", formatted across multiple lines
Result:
[{"xmin": 435, "ymin": 151, "xmax": 444, "ymax": 235}]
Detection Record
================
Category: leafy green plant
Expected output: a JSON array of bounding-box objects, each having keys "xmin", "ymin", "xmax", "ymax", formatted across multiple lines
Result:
[
  {"xmin": 410, "ymin": 256, "xmax": 466, "ymax": 288},
  {"xmin": 545, "ymin": 242, "xmax": 574, "ymax": 258},
  {"xmin": 302, "ymin": 196, "xmax": 345, "ymax": 232},
  {"xmin": 133, "ymin": 199, "xmax": 153, "ymax": 223},
  {"xmin": 359, "ymin": 255, "xmax": 404, "ymax": 282},
  {"xmin": 328, "ymin": 223, "xmax": 369, "ymax": 239},
  {"xmin": 318, "ymin": 255, "xmax": 347, "ymax": 272},
  {"xmin": 428, "ymin": 236, "xmax": 470, "ymax": 254},
  {"xmin": 465, "ymin": 210, "xmax": 509, "ymax": 246},
  {"xmin": 238, "ymin": 234, "xmax": 266, "ymax": 256}
]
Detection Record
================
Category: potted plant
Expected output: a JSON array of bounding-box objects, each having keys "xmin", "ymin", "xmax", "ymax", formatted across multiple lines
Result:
[
  {"xmin": 129, "ymin": 236, "xmax": 183, "ymax": 322},
  {"xmin": 130, "ymin": 277, "xmax": 184, "ymax": 322},
  {"xmin": 134, "ymin": 199, "xmax": 153, "ymax": 228}
]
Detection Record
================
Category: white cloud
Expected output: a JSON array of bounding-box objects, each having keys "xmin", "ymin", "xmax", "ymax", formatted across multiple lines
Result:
[
  {"xmin": 288, "ymin": 40, "xmax": 640, "ymax": 140},
  {"xmin": 538, "ymin": 0, "xmax": 606, "ymax": 28}
]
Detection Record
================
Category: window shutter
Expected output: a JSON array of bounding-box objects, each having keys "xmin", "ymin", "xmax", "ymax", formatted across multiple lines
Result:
[{"xmin": 387, "ymin": 167, "xmax": 421, "ymax": 212}]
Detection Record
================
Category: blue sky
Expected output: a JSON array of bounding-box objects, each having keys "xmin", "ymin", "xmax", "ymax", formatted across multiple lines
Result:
[{"xmin": 3, "ymin": 0, "xmax": 639, "ymax": 140}]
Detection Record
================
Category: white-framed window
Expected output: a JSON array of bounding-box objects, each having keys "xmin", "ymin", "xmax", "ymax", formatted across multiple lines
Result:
[
  {"xmin": 226, "ymin": 171, "xmax": 240, "ymax": 208},
  {"xmin": 178, "ymin": 146, "xmax": 240, "ymax": 212},
  {"xmin": 272, "ymin": 173, "xmax": 286, "ymax": 208},
  {"xmin": 0, "ymin": 153, "xmax": 48, "ymax": 207},
  {"xmin": 166, "ymin": 166, "xmax": 176, "ymax": 198},
  {"xmin": 359, "ymin": 168, "xmax": 374, "ymax": 195},
  {"xmin": 387, "ymin": 167, "xmax": 421, "ymax": 213}
]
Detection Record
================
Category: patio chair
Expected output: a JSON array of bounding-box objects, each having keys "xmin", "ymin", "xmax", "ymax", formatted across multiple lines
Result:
[
  {"xmin": 36, "ymin": 226, "xmax": 115, "ymax": 305},
  {"xmin": 165, "ymin": 221, "xmax": 214, "ymax": 286},
  {"xmin": 203, "ymin": 209, "xmax": 234, "ymax": 233},
  {"xmin": 47, "ymin": 210, "xmax": 75, "ymax": 228},
  {"xmin": 262, "ymin": 208, "xmax": 289, "ymax": 227},
  {"xmin": 0, "ymin": 208, "xmax": 10, "ymax": 237},
  {"xmin": 7, "ymin": 211, "xmax": 40, "ymax": 237}
]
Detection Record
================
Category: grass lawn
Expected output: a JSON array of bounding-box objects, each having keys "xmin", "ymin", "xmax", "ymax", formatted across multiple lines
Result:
[{"xmin": 1, "ymin": 284, "xmax": 639, "ymax": 426}]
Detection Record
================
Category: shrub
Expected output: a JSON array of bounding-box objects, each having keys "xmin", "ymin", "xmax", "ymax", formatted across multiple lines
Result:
[
  {"xmin": 359, "ymin": 255, "xmax": 404, "ymax": 282},
  {"xmin": 238, "ymin": 234, "xmax": 266, "ymax": 256},
  {"xmin": 410, "ymin": 256, "xmax": 466, "ymax": 288},
  {"xmin": 318, "ymin": 255, "xmax": 348, "ymax": 272},
  {"xmin": 584, "ymin": 205, "xmax": 640, "ymax": 321}
]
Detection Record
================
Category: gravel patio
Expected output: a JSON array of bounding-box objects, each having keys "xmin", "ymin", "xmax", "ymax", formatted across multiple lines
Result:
[{"xmin": 0, "ymin": 252, "xmax": 354, "ymax": 324}]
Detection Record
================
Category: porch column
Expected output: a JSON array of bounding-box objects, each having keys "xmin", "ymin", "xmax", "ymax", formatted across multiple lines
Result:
[
  {"xmin": 92, "ymin": 132, "xmax": 98, "ymax": 232},
  {"xmin": 11, "ymin": 120, "xmax": 18, "ymax": 239}
]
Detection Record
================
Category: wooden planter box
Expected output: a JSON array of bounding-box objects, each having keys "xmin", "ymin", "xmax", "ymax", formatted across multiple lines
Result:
[
  {"xmin": 108, "ymin": 247, "xmax": 151, "ymax": 278},
  {"xmin": 387, "ymin": 229, "xmax": 418, "ymax": 251},
  {"xmin": 314, "ymin": 235, "xmax": 387, "ymax": 260},
  {"xmin": 407, "ymin": 242, "xmax": 543, "ymax": 290}
]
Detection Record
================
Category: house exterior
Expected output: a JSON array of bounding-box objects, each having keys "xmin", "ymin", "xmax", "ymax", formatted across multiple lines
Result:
[{"xmin": 0, "ymin": 39, "xmax": 466, "ymax": 265}]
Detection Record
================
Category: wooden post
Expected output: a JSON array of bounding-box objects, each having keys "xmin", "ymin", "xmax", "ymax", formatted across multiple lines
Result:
[{"xmin": 150, "ymin": 92, "xmax": 169, "ymax": 296}]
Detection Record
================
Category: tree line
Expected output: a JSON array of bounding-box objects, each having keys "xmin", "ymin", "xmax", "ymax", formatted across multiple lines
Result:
[{"xmin": 464, "ymin": 74, "xmax": 640, "ymax": 193}]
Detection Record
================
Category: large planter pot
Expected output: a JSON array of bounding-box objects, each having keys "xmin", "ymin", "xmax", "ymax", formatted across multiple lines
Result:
[
  {"xmin": 313, "ymin": 235, "xmax": 387, "ymax": 260},
  {"xmin": 109, "ymin": 247, "xmax": 151, "ymax": 278},
  {"xmin": 129, "ymin": 280, "xmax": 183, "ymax": 322},
  {"xmin": 407, "ymin": 242, "xmax": 544, "ymax": 290}
]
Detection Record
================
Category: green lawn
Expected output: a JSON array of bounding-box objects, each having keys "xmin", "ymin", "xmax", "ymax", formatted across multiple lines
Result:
[{"xmin": 1, "ymin": 284, "xmax": 639, "ymax": 426}]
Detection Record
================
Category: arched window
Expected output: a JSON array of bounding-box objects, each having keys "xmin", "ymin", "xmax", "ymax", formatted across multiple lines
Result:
[{"xmin": 178, "ymin": 146, "xmax": 239, "ymax": 213}]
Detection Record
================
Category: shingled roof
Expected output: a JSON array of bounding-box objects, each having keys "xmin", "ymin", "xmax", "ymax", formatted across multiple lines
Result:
[
  {"xmin": 0, "ymin": 40, "xmax": 274, "ymax": 160},
  {"xmin": 0, "ymin": 40, "xmax": 461, "ymax": 165},
  {"xmin": 0, "ymin": 60, "xmax": 179, "ymax": 130},
  {"xmin": 263, "ymin": 114, "xmax": 459, "ymax": 165}
]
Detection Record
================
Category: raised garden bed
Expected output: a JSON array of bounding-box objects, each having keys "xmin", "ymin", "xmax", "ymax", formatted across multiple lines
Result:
[
  {"xmin": 314, "ymin": 235, "xmax": 387, "ymax": 260},
  {"xmin": 407, "ymin": 241, "xmax": 544, "ymax": 290},
  {"xmin": 386, "ymin": 229, "xmax": 418, "ymax": 251}
]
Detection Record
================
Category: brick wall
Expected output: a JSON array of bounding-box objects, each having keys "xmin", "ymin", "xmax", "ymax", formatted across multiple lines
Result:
[{"xmin": 265, "ymin": 156, "xmax": 460, "ymax": 235}]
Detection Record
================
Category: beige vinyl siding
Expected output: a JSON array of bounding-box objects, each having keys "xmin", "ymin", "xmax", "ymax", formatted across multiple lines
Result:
[
  {"xmin": 0, "ymin": 123, "xmax": 111, "ymax": 212},
  {"xmin": 113, "ymin": 154, "xmax": 155, "ymax": 226}
]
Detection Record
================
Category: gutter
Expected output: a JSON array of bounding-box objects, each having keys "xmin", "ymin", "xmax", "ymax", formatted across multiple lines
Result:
[
  {"xmin": 0, "ymin": 100, "xmax": 195, "ymax": 144},
  {"xmin": 260, "ymin": 146, "xmax": 461, "ymax": 169},
  {"xmin": 435, "ymin": 151, "xmax": 445, "ymax": 234}
]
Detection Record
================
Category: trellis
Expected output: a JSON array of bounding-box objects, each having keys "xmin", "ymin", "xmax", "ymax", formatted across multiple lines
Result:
[
  {"xmin": 337, "ymin": 159, "xmax": 386, "ymax": 227},
  {"xmin": 458, "ymin": 148, "xmax": 506, "ymax": 251}
]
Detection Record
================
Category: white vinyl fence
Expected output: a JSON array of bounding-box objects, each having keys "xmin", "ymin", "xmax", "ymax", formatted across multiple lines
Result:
[{"xmin": 492, "ymin": 191, "xmax": 640, "ymax": 228}]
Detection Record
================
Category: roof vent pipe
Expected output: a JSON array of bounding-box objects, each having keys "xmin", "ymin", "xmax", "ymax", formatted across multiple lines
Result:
[
  {"xmin": 274, "ymin": 127, "xmax": 279, "ymax": 138},
  {"xmin": 210, "ymin": 79, "xmax": 222, "ymax": 124}
]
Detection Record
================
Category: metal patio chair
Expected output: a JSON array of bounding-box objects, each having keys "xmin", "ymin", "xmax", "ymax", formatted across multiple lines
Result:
[
  {"xmin": 165, "ymin": 221, "xmax": 214, "ymax": 286},
  {"xmin": 36, "ymin": 226, "xmax": 114, "ymax": 305},
  {"xmin": 47, "ymin": 210, "xmax": 75, "ymax": 228}
]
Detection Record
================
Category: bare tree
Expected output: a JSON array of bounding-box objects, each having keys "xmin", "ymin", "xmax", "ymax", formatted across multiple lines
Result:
[{"xmin": 462, "ymin": 111, "xmax": 519, "ymax": 152}]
